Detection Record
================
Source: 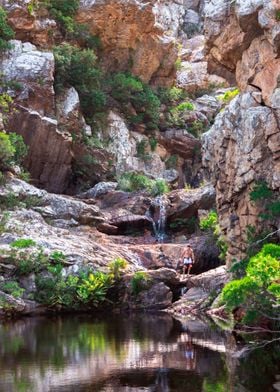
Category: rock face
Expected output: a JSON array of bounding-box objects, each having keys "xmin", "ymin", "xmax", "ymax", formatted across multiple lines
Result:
[
  {"xmin": 202, "ymin": 1, "xmax": 280, "ymax": 263},
  {"xmin": 77, "ymin": 0, "xmax": 178, "ymax": 86},
  {"xmin": 2, "ymin": 41, "xmax": 73, "ymax": 193}
]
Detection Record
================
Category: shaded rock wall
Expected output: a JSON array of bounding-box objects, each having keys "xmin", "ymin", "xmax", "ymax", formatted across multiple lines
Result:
[{"xmin": 202, "ymin": 0, "xmax": 280, "ymax": 263}]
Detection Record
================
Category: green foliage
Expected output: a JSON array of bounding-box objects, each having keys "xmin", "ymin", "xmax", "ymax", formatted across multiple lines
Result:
[
  {"xmin": 131, "ymin": 271, "xmax": 149, "ymax": 295},
  {"xmin": 118, "ymin": 172, "xmax": 169, "ymax": 196},
  {"xmin": 0, "ymin": 92, "xmax": 13, "ymax": 113},
  {"xmin": 149, "ymin": 137, "xmax": 158, "ymax": 152},
  {"xmin": 176, "ymin": 101, "xmax": 194, "ymax": 111},
  {"xmin": 275, "ymin": 10, "xmax": 280, "ymax": 21},
  {"xmin": 165, "ymin": 154, "xmax": 178, "ymax": 169},
  {"xmin": 11, "ymin": 238, "xmax": 36, "ymax": 249},
  {"xmin": 8, "ymin": 133, "xmax": 28, "ymax": 165},
  {"xmin": 108, "ymin": 257, "xmax": 128, "ymax": 280},
  {"xmin": 44, "ymin": 0, "xmax": 100, "ymax": 47},
  {"xmin": 0, "ymin": 132, "xmax": 28, "ymax": 171},
  {"xmin": 188, "ymin": 119, "xmax": 207, "ymax": 137},
  {"xmin": 200, "ymin": 211, "xmax": 218, "ymax": 231},
  {"xmin": 54, "ymin": 44, "xmax": 106, "ymax": 116},
  {"xmin": 221, "ymin": 244, "xmax": 280, "ymax": 326},
  {"xmin": 0, "ymin": 7, "xmax": 15, "ymax": 51},
  {"xmin": 156, "ymin": 86, "xmax": 186, "ymax": 104},
  {"xmin": 0, "ymin": 132, "xmax": 15, "ymax": 169},
  {"xmin": 217, "ymin": 88, "xmax": 239, "ymax": 103},
  {"xmin": 151, "ymin": 179, "xmax": 170, "ymax": 196},
  {"xmin": 250, "ymin": 181, "xmax": 273, "ymax": 202},
  {"xmin": 0, "ymin": 281, "xmax": 25, "ymax": 298},
  {"xmin": 109, "ymin": 72, "xmax": 161, "ymax": 130},
  {"xmin": 35, "ymin": 269, "xmax": 113, "ymax": 309},
  {"xmin": 200, "ymin": 211, "xmax": 227, "ymax": 260},
  {"xmin": 136, "ymin": 140, "xmax": 149, "ymax": 160},
  {"xmin": 0, "ymin": 211, "xmax": 9, "ymax": 234},
  {"xmin": 0, "ymin": 192, "xmax": 42, "ymax": 210},
  {"xmin": 50, "ymin": 251, "xmax": 66, "ymax": 263}
]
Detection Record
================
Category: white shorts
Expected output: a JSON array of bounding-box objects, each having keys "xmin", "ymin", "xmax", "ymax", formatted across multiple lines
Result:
[{"xmin": 184, "ymin": 258, "xmax": 193, "ymax": 265}]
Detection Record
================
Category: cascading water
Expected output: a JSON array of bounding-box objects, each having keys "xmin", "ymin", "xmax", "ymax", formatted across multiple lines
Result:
[{"xmin": 149, "ymin": 195, "xmax": 168, "ymax": 243}]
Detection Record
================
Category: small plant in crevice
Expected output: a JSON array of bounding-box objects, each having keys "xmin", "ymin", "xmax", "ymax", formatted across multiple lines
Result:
[
  {"xmin": 131, "ymin": 271, "xmax": 150, "ymax": 296},
  {"xmin": 117, "ymin": 172, "xmax": 169, "ymax": 196},
  {"xmin": 108, "ymin": 257, "xmax": 128, "ymax": 280},
  {"xmin": 10, "ymin": 238, "xmax": 36, "ymax": 249}
]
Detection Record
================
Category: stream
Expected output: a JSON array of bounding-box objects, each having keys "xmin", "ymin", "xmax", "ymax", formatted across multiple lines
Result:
[{"xmin": 0, "ymin": 314, "xmax": 279, "ymax": 392}]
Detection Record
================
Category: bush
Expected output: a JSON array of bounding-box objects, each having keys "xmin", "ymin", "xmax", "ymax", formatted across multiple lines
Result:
[
  {"xmin": 176, "ymin": 101, "xmax": 194, "ymax": 111},
  {"xmin": 0, "ymin": 132, "xmax": 15, "ymax": 168},
  {"xmin": 151, "ymin": 179, "xmax": 169, "ymax": 196},
  {"xmin": 54, "ymin": 44, "xmax": 106, "ymax": 115},
  {"xmin": 149, "ymin": 137, "xmax": 157, "ymax": 152},
  {"xmin": 108, "ymin": 257, "xmax": 128, "ymax": 280},
  {"xmin": 35, "ymin": 269, "xmax": 113, "ymax": 308},
  {"xmin": 11, "ymin": 238, "xmax": 36, "ymax": 249},
  {"xmin": 118, "ymin": 172, "xmax": 169, "ymax": 196},
  {"xmin": 217, "ymin": 88, "xmax": 239, "ymax": 103},
  {"xmin": 8, "ymin": 133, "xmax": 28, "ymax": 165},
  {"xmin": 0, "ymin": 7, "xmax": 15, "ymax": 51},
  {"xmin": 200, "ymin": 211, "xmax": 218, "ymax": 231},
  {"xmin": 221, "ymin": 244, "xmax": 280, "ymax": 326},
  {"xmin": 131, "ymin": 271, "xmax": 149, "ymax": 295},
  {"xmin": 109, "ymin": 72, "xmax": 161, "ymax": 130},
  {"xmin": 0, "ymin": 281, "xmax": 25, "ymax": 298}
]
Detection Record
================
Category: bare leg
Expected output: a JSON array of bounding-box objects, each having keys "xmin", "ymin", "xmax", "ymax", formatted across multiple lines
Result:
[
  {"xmin": 187, "ymin": 265, "xmax": 192, "ymax": 276},
  {"xmin": 182, "ymin": 265, "xmax": 186, "ymax": 279}
]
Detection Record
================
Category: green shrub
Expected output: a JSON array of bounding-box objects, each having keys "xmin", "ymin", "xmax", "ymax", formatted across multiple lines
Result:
[
  {"xmin": 200, "ymin": 211, "xmax": 227, "ymax": 260},
  {"xmin": 0, "ymin": 211, "xmax": 9, "ymax": 234},
  {"xmin": 108, "ymin": 257, "xmax": 128, "ymax": 280},
  {"xmin": 54, "ymin": 44, "xmax": 106, "ymax": 116},
  {"xmin": 131, "ymin": 271, "xmax": 149, "ymax": 295},
  {"xmin": 217, "ymin": 88, "xmax": 239, "ymax": 103},
  {"xmin": 176, "ymin": 101, "xmax": 194, "ymax": 111},
  {"xmin": 0, "ymin": 7, "xmax": 15, "ymax": 51},
  {"xmin": 200, "ymin": 211, "xmax": 218, "ymax": 231},
  {"xmin": 50, "ymin": 251, "xmax": 66, "ymax": 263},
  {"xmin": 136, "ymin": 140, "xmax": 148, "ymax": 160},
  {"xmin": 11, "ymin": 238, "xmax": 36, "ymax": 249},
  {"xmin": 149, "ymin": 137, "xmax": 157, "ymax": 152},
  {"xmin": 109, "ymin": 72, "xmax": 161, "ymax": 130},
  {"xmin": 0, "ymin": 281, "xmax": 25, "ymax": 298},
  {"xmin": 0, "ymin": 132, "xmax": 15, "ymax": 168},
  {"xmin": 151, "ymin": 179, "xmax": 169, "ymax": 196},
  {"xmin": 221, "ymin": 244, "xmax": 280, "ymax": 326},
  {"xmin": 156, "ymin": 86, "xmax": 186, "ymax": 104},
  {"xmin": 35, "ymin": 269, "xmax": 113, "ymax": 308},
  {"xmin": 188, "ymin": 120, "xmax": 207, "ymax": 137},
  {"xmin": 165, "ymin": 154, "xmax": 178, "ymax": 169},
  {"xmin": 8, "ymin": 133, "xmax": 28, "ymax": 165},
  {"xmin": 0, "ymin": 93, "xmax": 13, "ymax": 113},
  {"xmin": 275, "ymin": 10, "xmax": 280, "ymax": 21},
  {"xmin": 118, "ymin": 172, "xmax": 169, "ymax": 196},
  {"xmin": 250, "ymin": 181, "xmax": 273, "ymax": 202}
]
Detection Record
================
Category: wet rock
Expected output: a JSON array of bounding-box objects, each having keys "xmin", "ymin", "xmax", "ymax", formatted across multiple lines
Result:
[{"xmin": 186, "ymin": 265, "xmax": 229, "ymax": 291}]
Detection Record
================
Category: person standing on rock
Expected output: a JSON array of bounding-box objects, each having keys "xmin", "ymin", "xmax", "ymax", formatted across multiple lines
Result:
[{"xmin": 182, "ymin": 244, "xmax": 195, "ymax": 278}]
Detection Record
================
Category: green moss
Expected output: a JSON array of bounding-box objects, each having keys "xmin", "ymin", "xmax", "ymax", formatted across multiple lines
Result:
[{"xmin": 11, "ymin": 239, "xmax": 36, "ymax": 249}]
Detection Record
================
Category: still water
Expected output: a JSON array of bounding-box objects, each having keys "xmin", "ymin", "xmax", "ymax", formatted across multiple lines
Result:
[{"xmin": 0, "ymin": 313, "xmax": 279, "ymax": 392}]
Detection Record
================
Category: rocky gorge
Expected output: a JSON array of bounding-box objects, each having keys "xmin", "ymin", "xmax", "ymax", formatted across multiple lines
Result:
[{"xmin": 0, "ymin": 0, "xmax": 279, "ymax": 332}]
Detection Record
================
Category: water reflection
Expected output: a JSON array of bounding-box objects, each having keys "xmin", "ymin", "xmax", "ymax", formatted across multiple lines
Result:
[{"xmin": 0, "ymin": 314, "xmax": 279, "ymax": 392}]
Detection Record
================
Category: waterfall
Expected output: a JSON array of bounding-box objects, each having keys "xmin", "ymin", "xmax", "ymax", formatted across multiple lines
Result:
[{"xmin": 149, "ymin": 195, "xmax": 168, "ymax": 243}]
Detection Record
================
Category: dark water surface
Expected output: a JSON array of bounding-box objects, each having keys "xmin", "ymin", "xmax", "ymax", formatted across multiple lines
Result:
[{"xmin": 0, "ymin": 313, "xmax": 279, "ymax": 392}]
